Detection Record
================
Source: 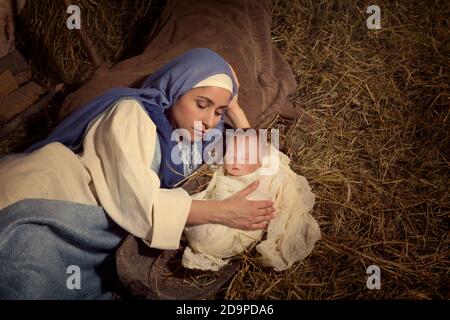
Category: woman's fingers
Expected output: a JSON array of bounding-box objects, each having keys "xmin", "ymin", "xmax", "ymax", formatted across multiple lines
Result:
[
  {"xmin": 251, "ymin": 207, "xmax": 276, "ymax": 219},
  {"xmin": 242, "ymin": 208, "xmax": 276, "ymax": 230},
  {"xmin": 252, "ymin": 214, "xmax": 275, "ymax": 224},
  {"xmin": 252, "ymin": 199, "xmax": 274, "ymax": 210},
  {"xmin": 225, "ymin": 180, "xmax": 276, "ymax": 231},
  {"xmin": 248, "ymin": 221, "xmax": 269, "ymax": 230}
]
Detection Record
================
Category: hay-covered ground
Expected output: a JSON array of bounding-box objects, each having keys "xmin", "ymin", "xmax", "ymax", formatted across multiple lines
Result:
[
  {"xmin": 225, "ymin": 0, "xmax": 449, "ymax": 299},
  {"xmin": 4, "ymin": 0, "xmax": 449, "ymax": 299}
]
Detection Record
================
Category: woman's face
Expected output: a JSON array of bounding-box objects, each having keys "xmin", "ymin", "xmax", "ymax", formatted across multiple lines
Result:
[{"xmin": 168, "ymin": 86, "xmax": 231, "ymax": 141}]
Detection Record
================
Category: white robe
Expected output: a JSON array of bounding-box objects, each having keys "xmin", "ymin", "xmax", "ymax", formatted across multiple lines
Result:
[
  {"xmin": 0, "ymin": 99, "xmax": 192, "ymax": 250},
  {"xmin": 182, "ymin": 146, "xmax": 321, "ymax": 271}
]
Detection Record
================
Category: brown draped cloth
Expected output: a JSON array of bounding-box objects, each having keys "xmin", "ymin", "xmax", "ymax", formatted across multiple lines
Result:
[{"xmin": 59, "ymin": 0, "xmax": 300, "ymax": 129}]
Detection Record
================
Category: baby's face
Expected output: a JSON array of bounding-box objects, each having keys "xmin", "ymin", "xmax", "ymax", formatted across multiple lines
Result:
[{"xmin": 224, "ymin": 135, "xmax": 262, "ymax": 177}]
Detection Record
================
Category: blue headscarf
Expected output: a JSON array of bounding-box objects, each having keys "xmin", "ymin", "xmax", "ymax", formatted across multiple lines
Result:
[{"xmin": 25, "ymin": 48, "xmax": 238, "ymax": 188}]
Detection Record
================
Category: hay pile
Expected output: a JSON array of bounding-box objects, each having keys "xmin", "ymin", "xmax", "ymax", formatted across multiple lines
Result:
[
  {"xmin": 0, "ymin": 0, "xmax": 165, "ymax": 153},
  {"xmin": 3, "ymin": 0, "xmax": 449, "ymax": 299},
  {"xmin": 15, "ymin": 0, "xmax": 165, "ymax": 87},
  {"xmin": 222, "ymin": 0, "xmax": 449, "ymax": 299}
]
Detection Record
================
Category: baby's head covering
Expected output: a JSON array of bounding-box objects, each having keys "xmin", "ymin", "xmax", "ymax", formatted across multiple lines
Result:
[{"xmin": 26, "ymin": 48, "xmax": 238, "ymax": 188}]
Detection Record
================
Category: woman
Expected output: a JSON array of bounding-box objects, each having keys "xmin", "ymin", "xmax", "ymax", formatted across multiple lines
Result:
[{"xmin": 0, "ymin": 48, "xmax": 276, "ymax": 299}]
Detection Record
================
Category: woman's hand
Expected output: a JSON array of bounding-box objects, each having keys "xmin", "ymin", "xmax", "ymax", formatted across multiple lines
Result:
[
  {"xmin": 226, "ymin": 104, "xmax": 251, "ymax": 128},
  {"xmin": 215, "ymin": 180, "xmax": 277, "ymax": 230},
  {"xmin": 225, "ymin": 62, "xmax": 251, "ymax": 128},
  {"xmin": 187, "ymin": 180, "xmax": 276, "ymax": 230}
]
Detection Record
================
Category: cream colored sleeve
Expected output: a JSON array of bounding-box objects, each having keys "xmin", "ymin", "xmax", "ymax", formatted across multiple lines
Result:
[{"xmin": 79, "ymin": 98, "xmax": 192, "ymax": 250}]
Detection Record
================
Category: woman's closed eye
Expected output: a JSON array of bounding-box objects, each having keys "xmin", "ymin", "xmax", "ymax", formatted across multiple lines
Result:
[
  {"xmin": 196, "ymin": 101, "xmax": 208, "ymax": 109},
  {"xmin": 197, "ymin": 101, "xmax": 225, "ymax": 116}
]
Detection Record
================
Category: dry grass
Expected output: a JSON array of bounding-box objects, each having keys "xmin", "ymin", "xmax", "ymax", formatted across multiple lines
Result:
[
  {"xmin": 222, "ymin": 0, "xmax": 449, "ymax": 299},
  {"xmin": 15, "ymin": 0, "xmax": 165, "ymax": 87},
  {"xmin": 3, "ymin": 0, "xmax": 449, "ymax": 299}
]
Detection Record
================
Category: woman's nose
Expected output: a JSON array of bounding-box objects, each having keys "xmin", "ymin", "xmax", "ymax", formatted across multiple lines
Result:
[{"xmin": 203, "ymin": 110, "xmax": 217, "ymax": 129}]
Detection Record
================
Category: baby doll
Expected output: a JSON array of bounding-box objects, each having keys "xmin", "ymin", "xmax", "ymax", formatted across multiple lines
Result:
[{"xmin": 182, "ymin": 129, "xmax": 321, "ymax": 272}]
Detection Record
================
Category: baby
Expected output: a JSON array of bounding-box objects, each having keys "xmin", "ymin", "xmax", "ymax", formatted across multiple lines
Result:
[{"xmin": 182, "ymin": 129, "xmax": 321, "ymax": 272}]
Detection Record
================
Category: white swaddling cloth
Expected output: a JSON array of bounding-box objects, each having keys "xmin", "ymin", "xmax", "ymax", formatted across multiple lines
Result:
[{"xmin": 182, "ymin": 145, "xmax": 321, "ymax": 271}]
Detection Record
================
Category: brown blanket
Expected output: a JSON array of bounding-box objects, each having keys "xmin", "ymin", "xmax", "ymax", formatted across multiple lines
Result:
[{"xmin": 59, "ymin": 0, "xmax": 299, "ymax": 129}]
